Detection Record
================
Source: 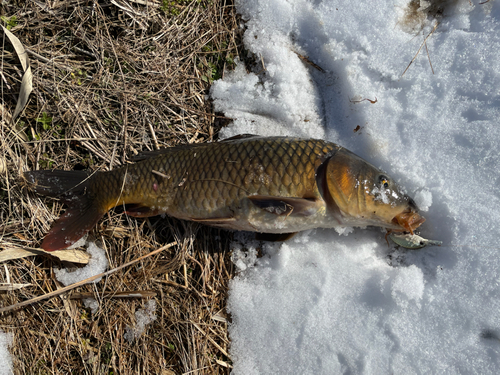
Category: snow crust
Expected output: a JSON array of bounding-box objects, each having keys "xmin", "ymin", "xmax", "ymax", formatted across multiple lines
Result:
[{"xmin": 210, "ymin": 0, "xmax": 500, "ymax": 373}]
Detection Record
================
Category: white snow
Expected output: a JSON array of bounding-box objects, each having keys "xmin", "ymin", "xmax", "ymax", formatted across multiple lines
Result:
[
  {"xmin": 231, "ymin": 246, "xmax": 259, "ymax": 272},
  {"xmin": 210, "ymin": 0, "xmax": 500, "ymax": 373},
  {"xmin": 54, "ymin": 241, "xmax": 108, "ymax": 286},
  {"xmin": 414, "ymin": 188, "xmax": 433, "ymax": 211},
  {"xmin": 83, "ymin": 298, "xmax": 100, "ymax": 314},
  {"xmin": 124, "ymin": 300, "xmax": 157, "ymax": 343},
  {"xmin": 0, "ymin": 331, "xmax": 13, "ymax": 375}
]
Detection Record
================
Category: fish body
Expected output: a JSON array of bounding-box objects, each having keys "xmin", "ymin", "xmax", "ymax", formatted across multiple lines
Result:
[{"xmin": 25, "ymin": 135, "xmax": 425, "ymax": 251}]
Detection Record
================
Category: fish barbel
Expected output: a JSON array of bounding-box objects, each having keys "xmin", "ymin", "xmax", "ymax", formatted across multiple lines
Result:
[{"xmin": 24, "ymin": 135, "xmax": 425, "ymax": 251}]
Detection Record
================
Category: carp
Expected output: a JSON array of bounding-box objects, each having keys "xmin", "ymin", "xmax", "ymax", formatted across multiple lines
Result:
[{"xmin": 24, "ymin": 135, "xmax": 425, "ymax": 251}]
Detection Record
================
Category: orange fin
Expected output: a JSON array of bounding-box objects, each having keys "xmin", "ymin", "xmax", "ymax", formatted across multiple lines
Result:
[
  {"xmin": 248, "ymin": 195, "xmax": 319, "ymax": 216},
  {"xmin": 42, "ymin": 203, "xmax": 106, "ymax": 251},
  {"xmin": 256, "ymin": 232, "xmax": 297, "ymax": 242},
  {"xmin": 24, "ymin": 170, "xmax": 106, "ymax": 251}
]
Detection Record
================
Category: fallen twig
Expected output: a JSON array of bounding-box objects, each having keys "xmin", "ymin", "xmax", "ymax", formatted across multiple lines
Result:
[
  {"xmin": 295, "ymin": 52, "xmax": 325, "ymax": 72},
  {"xmin": 402, "ymin": 22, "xmax": 439, "ymax": 77},
  {"xmin": 0, "ymin": 242, "xmax": 177, "ymax": 314},
  {"xmin": 70, "ymin": 290, "xmax": 157, "ymax": 299},
  {"xmin": 349, "ymin": 96, "xmax": 377, "ymax": 104}
]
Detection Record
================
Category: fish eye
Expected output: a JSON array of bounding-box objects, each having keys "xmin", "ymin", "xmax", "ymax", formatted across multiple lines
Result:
[{"xmin": 378, "ymin": 175, "xmax": 389, "ymax": 189}]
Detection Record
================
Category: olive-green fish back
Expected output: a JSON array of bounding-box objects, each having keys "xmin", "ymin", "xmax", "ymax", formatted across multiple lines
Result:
[{"xmin": 103, "ymin": 136, "xmax": 338, "ymax": 220}]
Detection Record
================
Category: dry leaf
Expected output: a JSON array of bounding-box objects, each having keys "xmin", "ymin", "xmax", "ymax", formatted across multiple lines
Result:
[
  {"xmin": 0, "ymin": 246, "xmax": 91, "ymax": 264},
  {"xmin": 1, "ymin": 25, "xmax": 32, "ymax": 138}
]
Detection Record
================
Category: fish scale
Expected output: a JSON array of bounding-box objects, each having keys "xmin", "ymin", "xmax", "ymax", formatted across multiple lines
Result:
[
  {"xmin": 76, "ymin": 137, "xmax": 327, "ymax": 220},
  {"xmin": 104, "ymin": 136, "xmax": 337, "ymax": 219},
  {"xmin": 24, "ymin": 135, "xmax": 424, "ymax": 251}
]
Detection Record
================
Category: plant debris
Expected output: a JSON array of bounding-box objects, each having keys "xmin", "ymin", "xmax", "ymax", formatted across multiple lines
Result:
[{"xmin": 0, "ymin": 0, "xmax": 243, "ymax": 373}]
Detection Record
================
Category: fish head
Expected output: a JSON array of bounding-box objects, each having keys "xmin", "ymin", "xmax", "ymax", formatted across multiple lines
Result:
[{"xmin": 324, "ymin": 148, "xmax": 425, "ymax": 233}]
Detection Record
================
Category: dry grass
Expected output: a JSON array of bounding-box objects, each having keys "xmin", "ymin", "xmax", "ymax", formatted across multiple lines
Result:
[
  {"xmin": 398, "ymin": 0, "xmax": 461, "ymax": 34},
  {"xmin": 0, "ymin": 0, "xmax": 244, "ymax": 373}
]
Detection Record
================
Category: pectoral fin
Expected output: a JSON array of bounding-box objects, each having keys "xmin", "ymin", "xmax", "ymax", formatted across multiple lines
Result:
[
  {"xmin": 248, "ymin": 196, "xmax": 319, "ymax": 216},
  {"xmin": 190, "ymin": 217, "xmax": 237, "ymax": 224}
]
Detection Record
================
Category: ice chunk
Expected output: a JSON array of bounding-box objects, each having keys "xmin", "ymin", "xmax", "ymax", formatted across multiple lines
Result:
[
  {"xmin": 83, "ymin": 298, "xmax": 99, "ymax": 314},
  {"xmin": 231, "ymin": 247, "xmax": 258, "ymax": 272}
]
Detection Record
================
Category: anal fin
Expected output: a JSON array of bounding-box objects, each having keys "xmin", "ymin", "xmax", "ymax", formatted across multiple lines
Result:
[{"xmin": 190, "ymin": 216, "xmax": 237, "ymax": 228}]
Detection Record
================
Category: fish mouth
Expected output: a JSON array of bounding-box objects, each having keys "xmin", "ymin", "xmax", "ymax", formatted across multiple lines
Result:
[{"xmin": 392, "ymin": 209, "xmax": 426, "ymax": 234}]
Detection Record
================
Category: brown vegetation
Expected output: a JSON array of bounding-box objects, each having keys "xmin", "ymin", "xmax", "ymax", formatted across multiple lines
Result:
[{"xmin": 0, "ymin": 0, "xmax": 243, "ymax": 373}]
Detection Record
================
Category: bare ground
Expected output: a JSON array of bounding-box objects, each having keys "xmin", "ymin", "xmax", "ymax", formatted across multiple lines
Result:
[{"xmin": 0, "ymin": 0, "xmax": 244, "ymax": 373}]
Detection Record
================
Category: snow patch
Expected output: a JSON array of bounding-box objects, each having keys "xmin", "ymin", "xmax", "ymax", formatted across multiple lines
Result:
[
  {"xmin": 0, "ymin": 331, "xmax": 13, "ymax": 375},
  {"xmin": 54, "ymin": 242, "xmax": 108, "ymax": 286},
  {"xmin": 213, "ymin": 0, "xmax": 500, "ymax": 373},
  {"xmin": 124, "ymin": 300, "xmax": 157, "ymax": 343}
]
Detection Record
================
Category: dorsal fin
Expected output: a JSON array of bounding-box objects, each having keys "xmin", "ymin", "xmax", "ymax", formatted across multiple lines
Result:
[
  {"xmin": 132, "ymin": 135, "xmax": 259, "ymax": 162},
  {"xmin": 220, "ymin": 134, "xmax": 258, "ymax": 142},
  {"xmin": 132, "ymin": 142, "xmax": 210, "ymax": 161}
]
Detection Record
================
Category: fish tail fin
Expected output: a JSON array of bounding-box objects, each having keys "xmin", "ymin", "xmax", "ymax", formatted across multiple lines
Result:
[{"xmin": 24, "ymin": 170, "xmax": 108, "ymax": 251}]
